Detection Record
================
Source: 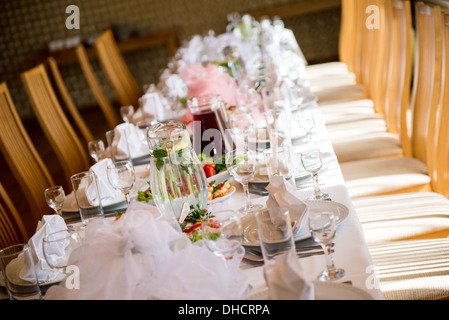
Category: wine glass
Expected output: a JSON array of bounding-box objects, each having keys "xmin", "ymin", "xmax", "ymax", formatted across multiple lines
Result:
[
  {"xmin": 297, "ymin": 110, "xmax": 316, "ymax": 145},
  {"xmin": 228, "ymin": 111, "xmax": 255, "ymax": 152},
  {"xmin": 42, "ymin": 228, "xmax": 83, "ymax": 274},
  {"xmin": 300, "ymin": 149, "xmax": 330, "ymax": 200},
  {"xmin": 236, "ymin": 82, "xmax": 258, "ymax": 112},
  {"xmin": 120, "ymin": 105, "xmax": 135, "ymax": 123},
  {"xmin": 308, "ymin": 211, "xmax": 345, "ymax": 281},
  {"xmin": 107, "ymin": 160, "xmax": 136, "ymax": 205},
  {"xmin": 226, "ymin": 149, "xmax": 263, "ymax": 213},
  {"xmin": 201, "ymin": 210, "xmax": 244, "ymax": 260},
  {"xmin": 44, "ymin": 186, "xmax": 65, "ymax": 216},
  {"xmin": 88, "ymin": 139, "xmax": 105, "ymax": 163}
]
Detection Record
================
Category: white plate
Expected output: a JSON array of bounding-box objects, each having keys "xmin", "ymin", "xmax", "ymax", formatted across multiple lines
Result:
[
  {"xmin": 0, "ymin": 254, "xmax": 66, "ymax": 288},
  {"xmin": 206, "ymin": 170, "xmax": 231, "ymax": 185},
  {"xmin": 246, "ymin": 281, "xmax": 374, "ymax": 300},
  {"xmin": 241, "ymin": 200, "xmax": 349, "ymax": 247},
  {"xmin": 207, "ymin": 185, "xmax": 236, "ymax": 205}
]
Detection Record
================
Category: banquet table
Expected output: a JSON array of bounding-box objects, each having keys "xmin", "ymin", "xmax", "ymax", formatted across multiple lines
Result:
[
  {"xmin": 36, "ymin": 98, "xmax": 383, "ymax": 301},
  {"xmin": 1, "ymin": 17, "xmax": 385, "ymax": 300}
]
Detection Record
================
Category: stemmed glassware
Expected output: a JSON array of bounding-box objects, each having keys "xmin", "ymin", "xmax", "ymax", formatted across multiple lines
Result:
[
  {"xmin": 300, "ymin": 149, "xmax": 329, "ymax": 200},
  {"xmin": 88, "ymin": 139, "xmax": 105, "ymax": 163},
  {"xmin": 120, "ymin": 105, "xmax": 135, "ymax": 123},
  {"xmin": 297, "ymin": 110, "xmax": 316, "ymax": 145},
  {"xmin": 44, "ymin": 186, "xmax": 65, "ymax": 216},
  {"xmin": 107, "ymin": 160, "xmax": 136, "ymax": 205},
  {"xmin": 201, "ymin": 210, "xmax": 244, "ymax": 261},
  {"xmin": 42, "ymin": 228, "xmax": 83, "ymax": 274},
  {"xmin": 308, "ymin": 211, "xmax": 345, "ymax": 281},
  {"xmin": 235, "ymin": 82, "xmax": 258, "ymax": 112},
  {"xmin": 228, "ymin": 111, "xmax": 255, "ymax": 152},
  {"xmin": 226, "ymin": 149, "xmax": 263, "ymax": 213}
]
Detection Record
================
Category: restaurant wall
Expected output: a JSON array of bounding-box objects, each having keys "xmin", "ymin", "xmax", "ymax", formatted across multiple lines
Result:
[{"xmin": 0, "ymin": 0, "xmax": 341, "ymax": 119}]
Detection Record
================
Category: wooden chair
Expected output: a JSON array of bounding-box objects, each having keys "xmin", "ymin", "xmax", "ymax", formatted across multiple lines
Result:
[
  {"xmin": 0, "ymin": 182, "xmax": 28, "ymax": 248},
  {"xmin": 94, "ymin": 30, "xmax": 141, "ymax": 109},
  {"xmin": 75, "ymin": 44, "xmax": 121, "ymax": 130},
  {"xmin": 339, "ymin": 1, "xmax": 443, "ymax": 198},
  {"xmin": 21, "ymin": 64, "xmax": 90, "ymax": 186},
  {"xmin": 47, "ymin": 56, "xmax": 94, "ymax": 144},
  {"xmin": 0, "ymin": 82, "xmax": 54, "ymax": 225},
  {"xmin": 386, "ymin": 0, "xmax": 414, "ymax": 158}
]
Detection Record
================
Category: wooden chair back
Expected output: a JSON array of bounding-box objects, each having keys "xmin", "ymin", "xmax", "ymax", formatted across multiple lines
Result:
[
  {"xmin": 75, "ymin": 44, "xmax": 121, "ymax": 129},
  {"xmin": 0, "ymin": 182, "xmax": 28, "ymax": 248},
  {"xmin": 437, "ymin": 13, "xmax": 449, "ymax": 197},
  {"xmin": 386, "ymin": 0, "xmax": 413, "ymax": 159},
  {"xmin": 339, "ymin": 0, "xmax": 357, "ymax": 70},
  {"xmin": 47, "ymin": 56, "xmax": 94, "ymax": 144},
  {"xmin": 0, "ymin": 82, "xmax": 54, "ymax": 224},
  {"xmin": 94, "ymin": 30, "xmax": 140, "ymax": 108},
  {"xmin": 21, "ymin": 64, "xmax": 90, "ymax": 186},
  {"xmin": 411, "ymin": 2, "xmax": 444, "ymax": 190}
]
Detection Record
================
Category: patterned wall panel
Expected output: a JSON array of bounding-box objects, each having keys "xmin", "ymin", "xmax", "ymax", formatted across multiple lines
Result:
[{"xmin": 0, "ymin": 0, "xmax": 341, "ymax": 118}]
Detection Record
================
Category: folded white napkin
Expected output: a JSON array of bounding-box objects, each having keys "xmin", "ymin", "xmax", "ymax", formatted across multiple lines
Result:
[
  {"xmin": 263, "ymin": 249, "xmax": 314, "ymax": 300},
  {"xmin": 89, "ymin": 158, "xmax": 124, "ymax": 205},
  {"xmin": 19, "ymin": 215, "xmax": 67, "ymax": 283},
  {"xmin": 265, "ymin": 175, "xmax": 309, "ymax": 232},
  {"xmin": 134, "ymin": 90, "xmax": 171, "ymax": 123},
  {"xmin": 44, "ymin": 201, "xmax": 250, "ymax": 300},
  {"xmin": 111, "ymin": 123, "xmax": 148, "ymax": 159}
]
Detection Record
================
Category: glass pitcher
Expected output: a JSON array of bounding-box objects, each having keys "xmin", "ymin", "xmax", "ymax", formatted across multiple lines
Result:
[
  {"xmin": 147, "ymin": 119, "xmax": 208, "ymax": 221},
  {"xmin": 188, "ymin": 95, "xmax": 233, "ymax": 160}
]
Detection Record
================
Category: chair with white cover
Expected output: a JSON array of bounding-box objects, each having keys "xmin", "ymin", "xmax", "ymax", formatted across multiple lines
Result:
[{"xmin": 339, "ymin": 1, "xmax": 443, "ymax": 198}]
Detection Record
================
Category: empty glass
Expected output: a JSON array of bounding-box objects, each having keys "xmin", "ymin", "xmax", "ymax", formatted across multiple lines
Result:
[
  {"xmin": 44, "ymin": 186, "xmax": 65, "ymax": 216},
  {"xmin": 0, "ymin": 244, "xmax": 42, "ymax": 300},
  {"xmin": 201, "ymin": 210, "xmax": 244, "ymax": 260},
  {"xmin": 226, "ymin": 149, "xmax": 263, "ymax": 213},
  {"xmin": 263, "ymin": 146, "xmax": 293, "ymax": 180},
  {"xmin": 107, "ymin": 160, "xmax": 136, "ymax": 205},
  {"xmin": 88, "ymin": 139, "xmax": 105, "ymax": 163},
  {"xmin": 300, "ymin": 149, "xmax": 329, "ymax": 200},
  {"xmin": 120, "ymin": 105, "xmax": 135, "ymax": 123},
  {"xmin": 228, "ymin": 111, "xmax": 255, "ymax": 152},
  {"xmin": 308, "ymin": 211, "xmax": 345, "ymax": 281},
  {"xmin": 42, "ymin": 229, "xmax": 83, "ymax": 273},
  {"xmin": 255, "ymin": 207, "xmax": 295, "ymax": 262},
  {"xmin": 70, "ymin": 171, "xmax": 104, "ymax": 228},
  {"xmin": 106, "ymin": 128, "xmax": 132, "ymax": 163}
]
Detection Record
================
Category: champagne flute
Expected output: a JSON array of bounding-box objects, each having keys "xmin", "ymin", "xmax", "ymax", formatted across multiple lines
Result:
[
  {"xmin": 308, "ymin": 211, "xmax": 345, "ymax": 281},
  {"xmin": 42, "ymin": 229, "xmax": 83, "ymax": 274},
  {"xmin": 226, "ymin": 149, "xmax": 263, "ymax": 213},
  {"xmin": 300, "ymin": 149, "xmax": 329, "ymax": 200},
  {"xmin": 88, "ymin": 139, "xmax": 105, "ymax": 163},
  {"xmin": 44, "ymin": 186, "xmax": 65, "ymax": 216},
  {"xmin": 120, "ymin": 105, "xmax": 135, "ymax": 123},
  {"xmin": 107, "ymin": 160, "xmax": 136, "ymax": 205}
]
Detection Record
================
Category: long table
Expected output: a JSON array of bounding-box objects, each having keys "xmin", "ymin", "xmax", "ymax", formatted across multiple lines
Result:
[{"xmin": 207, "ymin": 101, "xmax": 385, "ymax": 300}]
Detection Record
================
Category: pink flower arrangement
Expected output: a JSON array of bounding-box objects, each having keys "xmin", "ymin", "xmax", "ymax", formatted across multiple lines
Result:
[{"xmin": 179, "ymin": 63, "xmax": 237, "ymax": 107}]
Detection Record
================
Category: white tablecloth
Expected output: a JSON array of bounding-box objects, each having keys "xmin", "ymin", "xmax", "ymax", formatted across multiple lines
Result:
[{"xmin": 208, "ymin": 101, "xmax": 385, "ymax": 300}]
